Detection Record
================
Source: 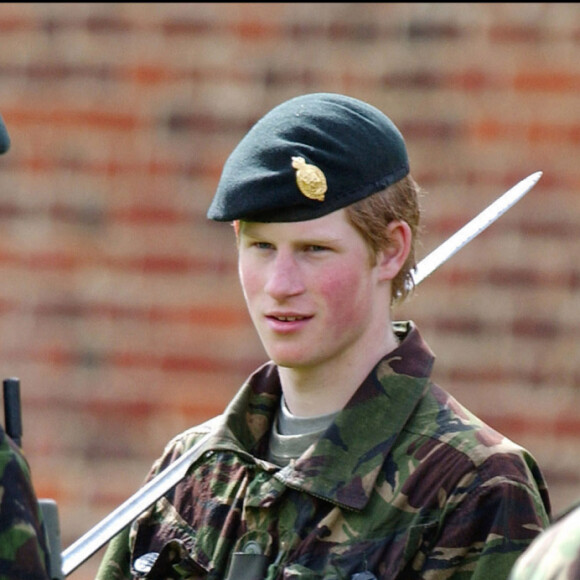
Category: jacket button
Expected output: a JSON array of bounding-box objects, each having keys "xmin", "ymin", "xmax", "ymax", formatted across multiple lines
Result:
[{"xmin": 133, "ymin": 552, "xmax": 159, "ymax": 575}]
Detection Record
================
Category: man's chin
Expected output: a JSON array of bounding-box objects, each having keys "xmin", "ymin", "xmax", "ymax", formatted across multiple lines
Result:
[{"xmin": 268, "ymin": 354, "xmax": 315, "ymax": 370}]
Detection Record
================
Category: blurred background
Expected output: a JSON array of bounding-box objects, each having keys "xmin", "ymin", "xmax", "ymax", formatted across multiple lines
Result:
[{"xmin": 0, "ymin": 3, "xmax": 578, "ymax": 578}]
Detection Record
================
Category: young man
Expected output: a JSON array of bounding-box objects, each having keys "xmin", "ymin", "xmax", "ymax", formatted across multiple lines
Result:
[{"xmin": 97, "ymin": 93, "xmax": 551, "ymax": 580}]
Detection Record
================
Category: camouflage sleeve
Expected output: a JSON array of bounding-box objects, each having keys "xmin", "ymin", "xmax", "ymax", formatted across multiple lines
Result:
[
  {"xmin": 0, "ymin": 428, "xmax": 50, "ymax": 580},
  {"xmin": 95, "ymin": 526, "xmax": 133, "ymax": 580},
  {"xmin": 419, "ymin": 471, "xmax": 550, "ymax": 580}
]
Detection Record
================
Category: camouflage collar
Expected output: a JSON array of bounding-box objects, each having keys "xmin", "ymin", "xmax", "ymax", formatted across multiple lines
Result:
[
  {"xmin": 212, "ymin": 321, "xmax": 435, "ymax": 511},
  {"xmin": 277, "ymin": 322, "xmax": 434, "ymax": 510}
]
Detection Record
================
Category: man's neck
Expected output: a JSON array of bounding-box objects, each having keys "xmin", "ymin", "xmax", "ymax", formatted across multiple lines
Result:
[{"xmin": 278, "ymin": 324, "xmax": 400, "ymax": 417}]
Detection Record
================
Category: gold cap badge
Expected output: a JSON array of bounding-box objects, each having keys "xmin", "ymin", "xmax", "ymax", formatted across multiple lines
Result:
[{"xmin": 291, "ymin": 156, "xmax": 327, "ymax": 201}]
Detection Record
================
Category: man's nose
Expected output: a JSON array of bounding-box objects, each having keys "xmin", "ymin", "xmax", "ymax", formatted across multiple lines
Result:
[{"xmin": 264, "ymin": 252, "xmax": 305, "ymax": 299}]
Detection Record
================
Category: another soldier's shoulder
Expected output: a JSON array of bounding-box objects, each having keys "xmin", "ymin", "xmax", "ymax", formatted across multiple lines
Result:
[
  {"xmin": 509, "ymin": 500, "xmax": 580, "ymax": 579},
  {"xmin": 0, "ymin": 426, "xmax": 31, "ymax": 477}
]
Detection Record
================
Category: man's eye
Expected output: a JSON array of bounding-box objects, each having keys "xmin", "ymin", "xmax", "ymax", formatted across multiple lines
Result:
[
  {"xmin": 306, "ymin": 245, "xmax": 328, "ymax": 252},
  {"xmin": 254, "ymin": 241, "xmax": 273, "ymax": 250}
]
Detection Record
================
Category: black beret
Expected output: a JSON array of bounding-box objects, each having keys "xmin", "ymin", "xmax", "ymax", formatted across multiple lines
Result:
[
  {"xmin": 0, "ymin": 114, "xmax": 10, "ymax": 155},
  {"xmin": 207, "ymin": 93, "xmax": 409, "ymax": 222}
]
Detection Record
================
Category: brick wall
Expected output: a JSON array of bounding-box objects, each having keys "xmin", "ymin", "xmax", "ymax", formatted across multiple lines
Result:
[{"xmin": 0, "ymin": 3, "xmax": 578, "ymax": 578}]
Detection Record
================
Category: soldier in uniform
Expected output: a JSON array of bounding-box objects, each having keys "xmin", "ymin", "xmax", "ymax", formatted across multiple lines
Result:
[
  {"xmin": 508, "ymin": 499, "xmax": 580, "ymax": 579},
  {"xmin": 97, "ymin": 93, "xmax": 551, "ymax": 580},
  {"xmin": 0, "ymin": 115, "xmax": 51, "ymax": 580},
  {"xmin": 0, "ymin": 426, "xmax": 51, "ymax": 580}
]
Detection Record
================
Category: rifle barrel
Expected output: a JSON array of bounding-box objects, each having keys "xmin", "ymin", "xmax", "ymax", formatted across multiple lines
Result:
[{"xmin": 3, "ymin": 377, "xmax": 22, "ymax": 447}]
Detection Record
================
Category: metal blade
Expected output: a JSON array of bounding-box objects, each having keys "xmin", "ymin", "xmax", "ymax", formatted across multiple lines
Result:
[
  {"xmin": 412, "ymin": 171, "xmax": 543, "ymax": 286},
  {"xmin": 61, "ymin": 432, "xmax": 212, "ymax": 576},
  {"xmin": 60, "ymin": 171, "xmax": 543, "ymax": 576}
]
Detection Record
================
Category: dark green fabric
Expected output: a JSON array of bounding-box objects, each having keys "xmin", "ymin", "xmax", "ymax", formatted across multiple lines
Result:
[
  {"xmin": 0, "ymin": 427, "xmax": 50, "ymax": 580},
  {"xmin": 207, "ymin": 93, "xmax": 409, "ymax": 223}
]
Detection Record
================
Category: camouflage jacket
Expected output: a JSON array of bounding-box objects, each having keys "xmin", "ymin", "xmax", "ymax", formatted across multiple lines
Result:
[
  {"xmin": 0, "ymin": 427, "xmax": 50, "ymax": 580},
  {"xmin": 97, "ymin": 321, "xmax": 551, "ymax": 580},
  {"xmin": 508, "ymin": 500, "xmax": 580, "ymax": 580}
]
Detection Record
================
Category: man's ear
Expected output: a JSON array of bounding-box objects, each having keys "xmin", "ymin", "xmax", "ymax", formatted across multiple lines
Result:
[{"xmin": 376, "ymin": 220, "xmax": 412, "ymax": 281}]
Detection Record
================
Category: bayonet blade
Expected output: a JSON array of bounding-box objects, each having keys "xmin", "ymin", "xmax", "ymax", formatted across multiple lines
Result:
[
  {"xmin": 412, "ymin": 171, "xmax": 543, "ymax": 286},
  {"xmin": 61, "ymin": 432, "xmax": 212, "ymax": 576}
]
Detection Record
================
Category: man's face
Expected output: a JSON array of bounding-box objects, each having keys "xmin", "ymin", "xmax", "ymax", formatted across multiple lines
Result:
[{"xmin": 237, "ymin": 209, "xmax": 390, "ymax": 370}]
